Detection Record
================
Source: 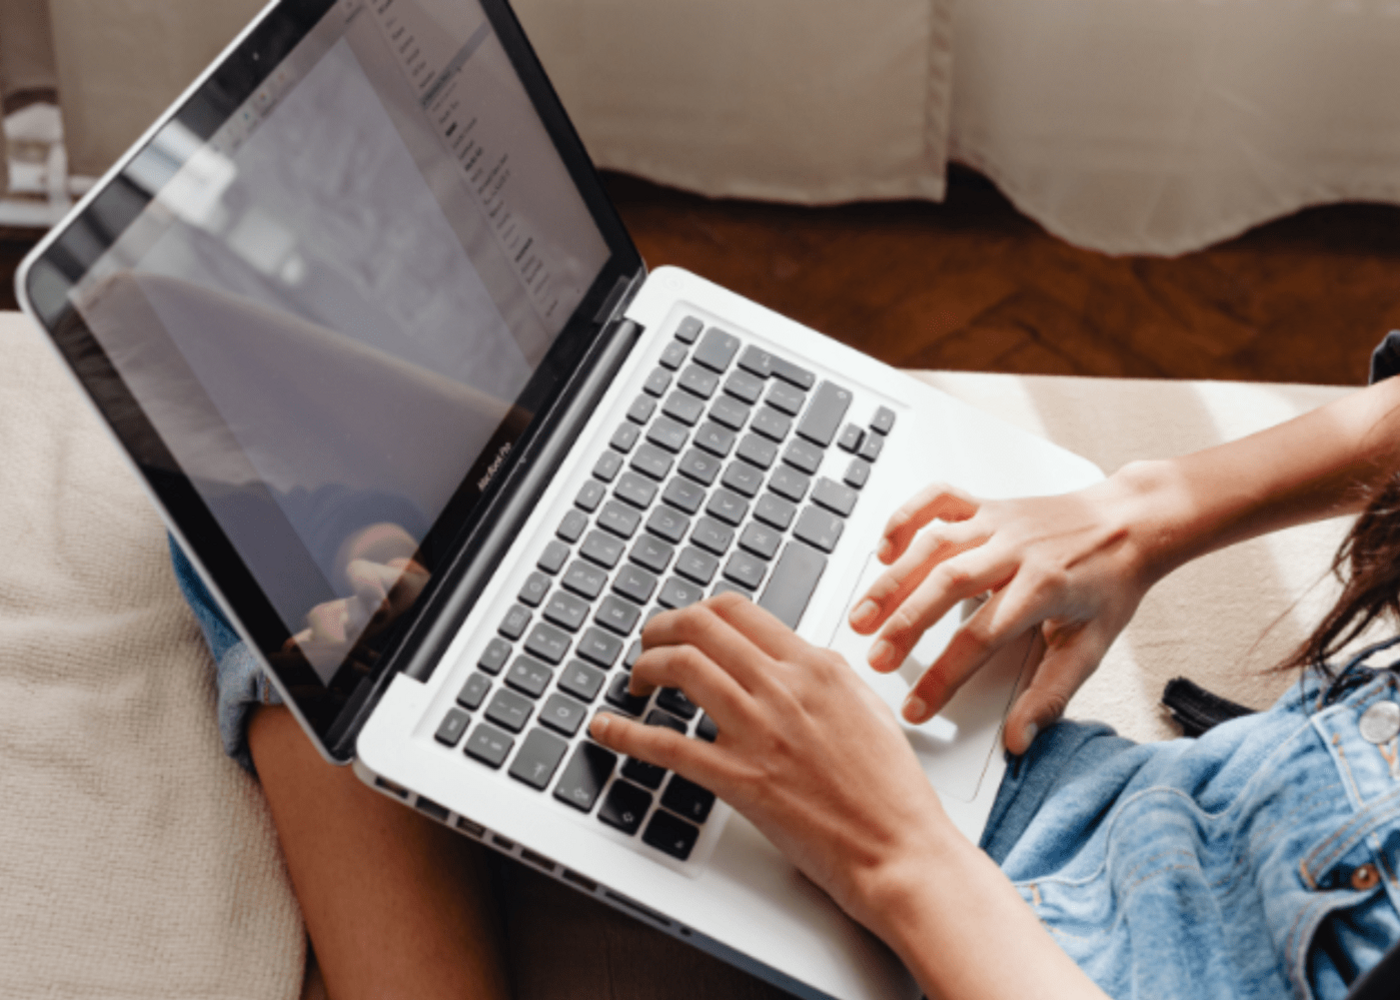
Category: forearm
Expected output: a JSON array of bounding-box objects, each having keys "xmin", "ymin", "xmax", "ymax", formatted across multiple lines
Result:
[{"xmin": 1114, "ymin": 376, "xmax": 1400, "ymax": 586}]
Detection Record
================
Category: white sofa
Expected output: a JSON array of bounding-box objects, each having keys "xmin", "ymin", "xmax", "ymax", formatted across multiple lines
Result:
[{"xmin": 0, "ymin": 308, "xmax": 1356, "ymax": 998}]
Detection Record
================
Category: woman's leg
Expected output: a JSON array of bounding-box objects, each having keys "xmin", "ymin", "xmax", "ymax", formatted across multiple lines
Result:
[{"xmin": 249, "ymin": 705, "xmax": 510, "ymax": 1000}]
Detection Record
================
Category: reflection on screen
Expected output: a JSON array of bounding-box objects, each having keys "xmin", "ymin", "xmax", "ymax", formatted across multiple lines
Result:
[{"xmin": 71, "ymin": 0, "xmax": 610, "ymax": 682}]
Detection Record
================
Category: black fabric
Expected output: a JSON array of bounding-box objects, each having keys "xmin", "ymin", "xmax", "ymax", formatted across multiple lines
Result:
[
  {"xmin": 1369, "ymin": 329, "xmax": 1400, "ymax": 385},
  {"xmin": 1160, "ymin": 677, "xmax": 1256, "ymax": 737}
]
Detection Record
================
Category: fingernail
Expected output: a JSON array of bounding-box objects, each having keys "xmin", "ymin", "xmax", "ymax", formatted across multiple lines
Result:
[
  {"xmin": 1022, "ymin": 722, "xmax": 1039, "ymax": 747},
  {"xmin": 903, "ymin": 694, "xmax": 927, "ymax": 723},
  {"xmin": 878, "ymin": 538, "xmax": 894, "ymax": 561},
  {"xmin": 869, "ymin": 639, "xmax": 896, "ymax": 671},
  {"xmin": 590, "ymin": 714, "xmax": 611, "ymax": 739},
  {"xmin": 850, "ymin": 600, "xmax": 878, "ymax": 629}
]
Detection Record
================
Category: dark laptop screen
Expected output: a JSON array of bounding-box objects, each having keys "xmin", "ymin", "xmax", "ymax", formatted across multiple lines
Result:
[{"xmin": 22, "ymin": 0, "xmax": 641, "ymax": 751}]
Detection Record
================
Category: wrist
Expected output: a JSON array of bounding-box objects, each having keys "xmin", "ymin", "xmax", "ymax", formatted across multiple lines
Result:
[{"xmin": 1099, "ymin": 458, "xmax": 1198, "ymax": 588}]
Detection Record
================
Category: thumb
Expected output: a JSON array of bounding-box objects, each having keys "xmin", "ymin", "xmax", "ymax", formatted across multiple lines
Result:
[{"xmin": 1002, "ymin": 628, "xmax": 1104, "ymax": 755}]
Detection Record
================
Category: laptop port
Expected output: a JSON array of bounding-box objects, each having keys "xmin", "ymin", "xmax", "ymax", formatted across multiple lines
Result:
[
  {"xmin": 561, "ymin": 869, "xmax": 597, "ymax": 893},
  {"xmin": 521, "ymin": 849, "xmax": 555, "ymax": 873},
  {"xmin": 491, "ymin": 834, "xmax": 516, "ymax": 851},
  {"xmin": 374, "ymin": 777, "xmax": 409, "ymax": 799},
  {"xmin": 414, "ymin": 797, "xmax": 450, "ymax": 822},
  {"xmin": 455, "ymin": 817, "xmax": 485, "ymax": 839},
  {"xmin": 605, "ymin": 891, "xmax": 672, "ymax": 929}
]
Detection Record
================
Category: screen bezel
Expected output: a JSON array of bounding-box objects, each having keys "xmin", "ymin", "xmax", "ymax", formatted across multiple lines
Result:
[{"xmin": 18, "ymin": 0, "xmax": 644, "ymax": 760}]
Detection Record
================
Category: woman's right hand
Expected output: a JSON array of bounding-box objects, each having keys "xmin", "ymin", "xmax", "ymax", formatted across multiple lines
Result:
[{"xmin": 848, "ymin": 469, "xmax": 1167, "ymax": 753}]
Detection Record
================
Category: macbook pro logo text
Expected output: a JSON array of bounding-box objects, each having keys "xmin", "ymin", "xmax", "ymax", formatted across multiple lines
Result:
[{"xmin": 477, "ymin": 442, "xmax": 512, "ymax": 492}]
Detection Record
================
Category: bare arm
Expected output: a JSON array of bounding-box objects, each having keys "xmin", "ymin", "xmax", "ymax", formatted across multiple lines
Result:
[{"xmin": 851, "ymin": 375, "xmax": 1400, "ymax": 751}]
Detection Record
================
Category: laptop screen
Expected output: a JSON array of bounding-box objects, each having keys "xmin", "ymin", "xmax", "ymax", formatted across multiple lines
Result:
[{"xmin": 22, "ymin": 0, "xmax": 642, "ymax": 753}]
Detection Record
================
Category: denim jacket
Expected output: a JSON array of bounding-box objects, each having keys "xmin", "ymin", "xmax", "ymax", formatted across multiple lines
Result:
[{"xmin": 982, "ymin": 649, "xmax": 1400, "ymax": 999}]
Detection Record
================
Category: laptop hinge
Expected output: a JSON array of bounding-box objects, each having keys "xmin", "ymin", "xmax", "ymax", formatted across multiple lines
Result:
[{"xmin": 594, "ymin": 268, "xmax": 644, "ymax": 327}]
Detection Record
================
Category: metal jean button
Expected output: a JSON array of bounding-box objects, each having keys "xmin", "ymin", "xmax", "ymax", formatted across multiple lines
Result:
[
  {"xmin": 1351, "ymin": 863, "xmax": 1381, "ymax": 891},
  {"xmin": 1359, "ymin": 700, "xmax": 1400, "ymax": 744}
]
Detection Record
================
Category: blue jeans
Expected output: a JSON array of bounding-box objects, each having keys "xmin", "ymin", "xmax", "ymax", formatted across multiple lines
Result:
[{"xmin": 980, "ymin": 650, "xmax": 1400, "ymax": 999}]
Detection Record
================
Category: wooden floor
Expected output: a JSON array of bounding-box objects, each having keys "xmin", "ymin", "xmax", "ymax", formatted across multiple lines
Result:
[{"xmin": 8, "ymin": 167, "xmax": 1400, "ymax": 386}]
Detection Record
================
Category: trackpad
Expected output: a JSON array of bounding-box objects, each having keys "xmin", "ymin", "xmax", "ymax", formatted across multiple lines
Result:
[{"xmin": 826, "ymin": 555, "xmax": 1036, "ymax": 803}]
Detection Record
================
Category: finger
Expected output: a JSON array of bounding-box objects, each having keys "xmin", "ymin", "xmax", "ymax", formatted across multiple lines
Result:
[
  {"xmin": 849, "ymin": 519, "xmax": 987, "ymax": 634},
  {"xmin": 1002, "ymin": 626, "xmax": 1106, "ymax": 754},
  {"xmin": 589, "ymin": 711, "xmax": 727, "ymax": 789},
  {"xmin": 878, "ymin": 484, "xmax": 979, "ymax": 564},
  {"xmin": 866, "ymin": 543, "xmax": 1012, "ymax": 672},
  {"xmin": 629, "ymin": 642, "xmax": 755, "ymax": 733},
  {"xmin": 703, "ymin": 590, "xmax": 815, "ymax": 663},
  {"xmin": 640, "ymin": 596, "xmax": 777, "ymax": 693}
]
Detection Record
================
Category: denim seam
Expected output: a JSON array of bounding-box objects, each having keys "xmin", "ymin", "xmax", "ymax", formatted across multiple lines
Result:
[
  {"xmin": 1284, "ymin": 884, "xmax": 1385, "ymax": 1000},
  {"xmin": 1300, "ymin": 785, "xmax": 1400, "ymax": 883}
]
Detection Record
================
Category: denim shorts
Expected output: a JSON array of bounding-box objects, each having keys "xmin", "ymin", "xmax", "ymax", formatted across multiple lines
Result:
[{"xmin": 980, "ymin": 648, "xmax": 1400, "ymax": 999}]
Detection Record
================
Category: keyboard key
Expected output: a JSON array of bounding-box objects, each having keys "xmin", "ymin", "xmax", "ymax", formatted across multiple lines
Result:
[
  {"xmin": 693, "ymin": 327, "xmax": 742, "ymax": 372},
  {"xmin": 486, "ymin": 688, "xmax": 533, "ymax": 733},
  {"xmin": 723, "ymin": 369, "xmax": 764, "ymax": 405},
  {"xmin": 435, "ymin": 708, "xmax": 470, "ymax": 747},
  {"xmin": 563, "ymin": 560, "xmax": 607, "ymax": 600},
  {"xmin": 599, "ymin": 780, "xmax": 653, "ymax": 835},
  {"xmin": 580, "ymin": 530, "xmax": 625, "ymax": 568},
  {"xmin": 508, "ymin": 728, "xmax": 569, "ymax": 789},
  {"xmin": 674, "ymin": 316, "xmax": 704, "ymax": 343},
  {"xmin": 610, "ymin": 422, "xmax": 640, "ymax": 453},
  {"xmin": 705, "ymin": 488, "xmax": 749, "ymax": 527},
  {"xmin": 812, "ymin": 477, "xmax": 858, "ymax": 518},
  {"xmin": 656, "ymin": 687, "xmax": 699, "ymax": 720},
  {"xmin": 499, "ymin": 604, "xmax": 531, "ymax": 641},
  {"xmin": 696, "ymin": 714, "xmax": 719, "ymax": 742},
  {"xmin": 662, "ymin": 775, "xmax": 716, "ymax": 824},
  {"xmin": 630, "ymin": 534, "xmax": 675, "ymax": 575},
  {"xmin": 678, "ymin": 364, "xmax": 720, "ymax": 399},
  {"xmin": 577, "ymin": 627, "xmax": 624, "ymax": 668},
  {"xmin": 844, "ymin": 458, "xmax": 871, "ymax": 490},
  {"xmin": 645, "ymin": 417, "xmax": 689, "ymax": 454},
  {"xmin": 575, "ymin": 479, "xmax": 606, "ymax": 513},
  {"xmin": 871, "ymin": 406, "xmax": 896, "ymax": 435},
  {"xmin": 837, "ymin": 423, "xmax": 864, "ymax": 453},
  {"xmin": 676, "ymin": 546, "xmax": 719, "ymax": 585},
  {"xmin": 765, "ymin": 381, "xmax": 806, "ymax": 417},
  {"xmin": 626, "ymin": 394, "xmax": 656, "ymax": 425},
  {"xmin": 782, "ymin": 439, "xmax": 823, "ymax": 476},
  {"xmin": 694, "ymin": 421, "xmax": 736, "ymax": 458},
  {"xmin": 518, "ymin": 571, "xmax": 550, "ymax": 608},
  {"xmin": 622, "ymin": 756, "xmax": 667, "ymax": 790},
  {"xmin": 858, "ymin": 433, "xmax": 884, "ymax": 463},
  {"xmin": 605, "ymin": 672, "xmax": 650, "ymax": 714},
  {"xmin": 754, "ymin": 492, "xmax": 797, "ymax": 531},
  {"xmin": 643, "ymin": 367, "xmax": 672, "ymax": 397},
  {"xmin": 793, "ymin": 506, "xmax": 844, "ymax": 553},
  {"xmin": 678, "ymin": 448, "xmax": 722, "ymax": 486},
  {"xmin": 723, "ymin": 550, "xmax": 768, "ymax": 590},
  {"xmin": 658, "ymin": 341, "xmax": 687, "ymax": 370},
  {"xmin": 559, "ymin": 660, "xmax": 607, "ymax": 702},
  {"xmin": 709, "ymin": 395, "xmax": 750, "ymax": 432},
  {"xmin": 540, "ymin": 692, "xmax": 589, "ymax": 737},
  {"xmin": 659, "ymin": 576, "xmax": 706, "ymax": 609},
  {"xmin": 464, "ymin": 722, "xmax": 514, "ymax": 768},
  {"xmin": 662, "ymin": 390, "xmax": 705, "ymax": 426},
  {"xmin": 644, "ymin": 506, "xmax": 691, "ymax": 545},
  {"xmin": 554, "ymin": 742, "xmax": 617, "ymax": 812},
  {"xmin": 751, "ymin": 406, "xmax": 792, "ymax": 442},
  {"xmin": 646, "ymin": 708, "xmax": 688, "ymax": 735},
  {"xmin": 614, "ymin": 471, "xmax": 658, "ymax": 509},
  {"xmin": 769, "ymin": 466, "xmax": 811, "ymax": 504},
  {"xmin": 599, "ymin": 501, "xmax": 642, "ymax": 539},
  {"xmin": 557, "ymin": 509, "xmax": 588, "ymax": 543},
  {"xmin": 525, "ymin": 620, "xmax": 572, "ymax": 664},
  {"xmin": 661, "ymin": 477, "xmax": 706, "ymax": 515},
  {"xmin": 643, "ymin": 810, "xmax": 700, "ymax": 861},
  {"xmin": 770, "ymin": 354, "xmax": 816, "ymax": 391},
  {"xmin": 478, "ymin": 637, "xmax": 512, "ymax": 675},
  {"xmin": 613, "ymin": 564, "xmax": 659, "ymax": 605},
  {"xmin": 542, "ymin": 592, "xmax": 590, "ymax": 634},
  {"xmin": 593, "ymin": 450, "xmax": 623, "ymax": 483},
  {"xmin": 537, "ymin": 539, "xmax": 569, "ymax": 575},
  {"xmin": 596, "ymin": 595, "xmax": 642, "ymax": 636},
  {"xmin": 457, "ymin": 672, "xmax": 492, "ymax": 710},
  {"xmin": 691, "ymin": 517, "xmax": 735, "ymax": 556},
  {"xmin": 737, "ymin": 433, "xmax": 778, "ymax": 469},
  {"xmin": 738, "ymin": 522, "xmax": 782, "ymax": 560},
  {"xmin": 758, "ymin": 542, "xmax": 828, "ymax": 629},
  {"xmin": 630, "ymin": 443, "xmax": 674, "ymax": 481},
  {"xmin": 624, "ymin": 641, "xmax": 643, "ymax": 670},
  {"xmin": 506, "ymin": 655, "xmax": 553, "ymax": 698},
  {"xmin": 796, "ymin": 382, "xmax": 853, "ymax": 448},
  {"xmin": 721, "ymin": 461, "xmax": 764, "ymax": 498},
  {"xmin": 713, "ymin": 581, "xmax": 748, "ymax": 599}
]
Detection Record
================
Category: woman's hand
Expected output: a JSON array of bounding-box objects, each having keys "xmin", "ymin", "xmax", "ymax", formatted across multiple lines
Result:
[
  {"xmin": 848, "ymin": 476, "xmax": 1159, "ymax": 753},
  {"xmin": 588, "ymin": 594, "xmax": 954, "ymax": 939}
]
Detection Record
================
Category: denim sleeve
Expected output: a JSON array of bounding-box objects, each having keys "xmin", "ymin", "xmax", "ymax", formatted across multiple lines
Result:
[{"xmin": 169, "ymin": 536, "xmax": 280, "ymax": 775}]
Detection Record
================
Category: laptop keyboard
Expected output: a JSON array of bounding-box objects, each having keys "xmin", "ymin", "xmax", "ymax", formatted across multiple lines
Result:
[{"xmin": 431, "ymin": 315, "xmax": 895, "ymax": 863}]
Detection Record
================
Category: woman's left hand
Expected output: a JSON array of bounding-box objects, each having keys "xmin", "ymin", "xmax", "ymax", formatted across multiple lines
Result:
[{"xmin": 588, "ymin": 592, "xmax": 954, "ymax": 938}]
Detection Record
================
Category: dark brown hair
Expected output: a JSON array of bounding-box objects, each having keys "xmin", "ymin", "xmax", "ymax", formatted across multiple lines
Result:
[{"xmin": 1280, "ymin": 471, "xmax": 1400, "ymax": 674}]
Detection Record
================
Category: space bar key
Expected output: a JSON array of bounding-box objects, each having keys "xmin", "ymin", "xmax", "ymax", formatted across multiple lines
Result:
[{"xmin": 756, "ymin": 542, "xmax": 827, "ymax": 630}]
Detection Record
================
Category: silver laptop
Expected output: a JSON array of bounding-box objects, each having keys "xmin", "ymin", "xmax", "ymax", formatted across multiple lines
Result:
[{"xmin": 16, "ymin": 1, "xmax": 1102, "ymax": 997}]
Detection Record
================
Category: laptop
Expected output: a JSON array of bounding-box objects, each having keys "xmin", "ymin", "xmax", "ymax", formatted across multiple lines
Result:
[{"xmin": 15, "ymin": 1, "xmax": 1102, "ymax": 997}]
